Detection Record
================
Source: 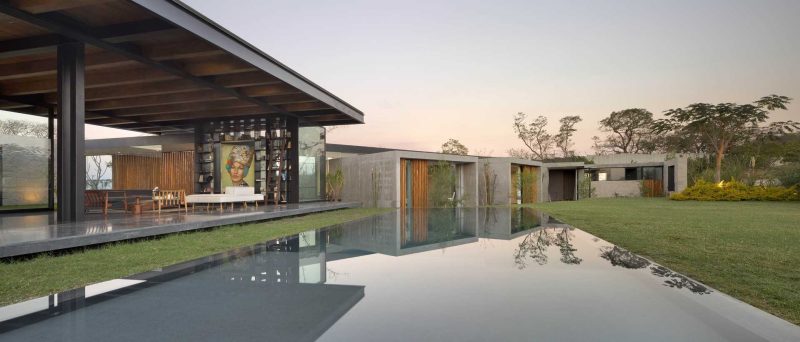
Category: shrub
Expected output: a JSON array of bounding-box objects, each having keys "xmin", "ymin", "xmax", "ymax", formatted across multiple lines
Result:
[
  {"xmin": 428, "ymin": 161, "xmax": 459, "ymax": 207},
  {"xmin": 671, "ymin": 179, "xmax": 800, "ymax": 201},
  {"xmin": 770, "ymin": 163, "xmax": 800, "ymax": 188}
]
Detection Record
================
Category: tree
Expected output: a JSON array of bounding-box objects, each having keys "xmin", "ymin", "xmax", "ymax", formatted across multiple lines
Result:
[
  {"xmin": 440, "ymin": 138, "xmax": 469, "ymax": 155},
  {"xmin": 554, "ymin": 115, "xmax": 582, "ymax": 157},
  {"xmin": 86, "ymin": 156, "xmax": 112, "ymax": 190},
  {"xmin": 512, "ymin": 112, "xmax": 554, "ymax": 160},
  {"xmin": 596, "ymin": 109, "xmax": 656, "ymax": 154},
  {"xmin": 653, "ymin": 95, "xmax": 794, "ymax": 182},
  {"xmin": 0, "ymin": 119, "xmax": 47, "ymax": 138}
]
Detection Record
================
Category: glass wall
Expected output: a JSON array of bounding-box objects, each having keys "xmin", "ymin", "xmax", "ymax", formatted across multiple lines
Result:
[
  {"xmin": 298, "ymin": 126, "xmax": 326, "ymax": 201},
  {"xmin": 0, "ymin": 113, "xmax": 51, "ymax": 211}
]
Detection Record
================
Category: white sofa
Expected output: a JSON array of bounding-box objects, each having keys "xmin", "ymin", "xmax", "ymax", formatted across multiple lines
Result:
[{"xmin": 185, "ymin": 187, "xmax": 263, "ymax": 211}]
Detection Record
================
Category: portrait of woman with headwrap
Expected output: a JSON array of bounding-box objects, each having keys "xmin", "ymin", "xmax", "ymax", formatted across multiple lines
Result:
[{"xmin": 222, "ymin": 143, "xmax": 254, "ymax": 187}]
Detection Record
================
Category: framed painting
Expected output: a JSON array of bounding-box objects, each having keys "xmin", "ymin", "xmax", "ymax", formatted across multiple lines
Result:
[{"xmin": 220, "ymin": 141, "xmax": 255, "ymax": 189}]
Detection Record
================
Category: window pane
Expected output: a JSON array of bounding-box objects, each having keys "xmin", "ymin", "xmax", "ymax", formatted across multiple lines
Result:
[
  {"xmin": 0, "ymin": 115, "xmax": 50, "ymax": 210},
  {"xmin": 624, "ymin": 167, "xmax": 639, "ymax": 180},
  {"xmin": 298, "ymin": 126, "xmax": 325, "ymax": 201}
]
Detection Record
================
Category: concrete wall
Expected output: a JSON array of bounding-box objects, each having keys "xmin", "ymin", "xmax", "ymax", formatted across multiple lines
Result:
[
  {"xmin": 461, "ymin": 162, "xmax": 479, "ymax": 207},
  {"xmin": 0, "ymin": 134, "xmax": 49, "ymax": 207},
  {"xmin": 331, "ymin": 151, "xmax": 479, "ymax": 208},
  {"xmin": 591, "ymin": 180, "xmax": 641, "ymax": 197},
  {"xmin": 478, "ymin": 158, "xmax": 511, "ymax": 206},
  {"xmin": 328, "ymin": 152, "xmax": 398, "ymax": 208},
  {"xmin": 478, "ymin": 158, "xmax": 544, "ymax": 206}
]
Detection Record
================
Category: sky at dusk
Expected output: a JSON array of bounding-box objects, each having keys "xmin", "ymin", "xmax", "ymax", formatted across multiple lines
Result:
[{"xmin": 3, "ymin": 0, "xmax": 799, "ymax": 155}]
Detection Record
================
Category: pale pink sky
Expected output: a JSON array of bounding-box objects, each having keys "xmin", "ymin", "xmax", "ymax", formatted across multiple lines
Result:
[{"xmin": 2, "ymin": 0, "xmax": 798, "ymax": 155}]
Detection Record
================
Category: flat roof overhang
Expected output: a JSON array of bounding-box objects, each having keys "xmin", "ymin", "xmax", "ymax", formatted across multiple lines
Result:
[{"xmin": 0, "ymin": 0, "xmax": 364, "ymax": 134}]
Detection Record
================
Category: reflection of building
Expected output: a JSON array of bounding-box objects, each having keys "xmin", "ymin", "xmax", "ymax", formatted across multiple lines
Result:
[
  {"xmin": 479, "ymin": 207, "xmax": 563, "ymax": 240},
  {"xmin": 0, "ymin": 230, "xmax": 362, "ymax": 342},
  {"xmin": 328, "ymin": 209, "xmax": 479, "ymax": 256}
]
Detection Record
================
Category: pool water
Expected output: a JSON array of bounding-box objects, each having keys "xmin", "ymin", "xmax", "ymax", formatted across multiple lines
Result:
[{"xmin": 1, "ymin": 208, "xmax": 798, "ymax": 341}]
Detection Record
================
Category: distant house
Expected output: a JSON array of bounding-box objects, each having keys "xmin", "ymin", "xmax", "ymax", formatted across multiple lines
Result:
[
  {"xmin": 327, "ymin": 148, "xmax": 479, "ymax": 208},
  {"xmin": 327, "ymin": 145, "xmax": 688, "ymax": 207}
]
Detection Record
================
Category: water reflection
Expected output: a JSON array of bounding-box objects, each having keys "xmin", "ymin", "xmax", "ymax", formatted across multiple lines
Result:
[
  {"xmin": 650, "ymin": 265, "xmax": 712, "ymax": 294},
  {"xmin": 328, "ymin": 208, "xmax": 478, "ymax": 256},
  {"xmin": 1, "ymin": 208, "xmax": 737, "ymax": 342},
  {"xmin": 600, "ymin": 246, "xmax": 651, "ymax": 269},
  {"xmin": 599, "ymin": 245, "xmax": 711, "ymax": 294},
  {"xmin": 513, "ymin": 227, "xmax": 582, "ymax": 268}
]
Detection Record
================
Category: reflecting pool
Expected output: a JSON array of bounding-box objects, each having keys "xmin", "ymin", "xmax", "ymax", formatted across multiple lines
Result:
[{"xmin": 1, "ymin": 208, "xmax": 798, "ymax": 341}]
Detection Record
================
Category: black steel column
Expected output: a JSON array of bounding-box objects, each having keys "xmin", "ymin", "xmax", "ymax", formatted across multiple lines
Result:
[
  {"xmin": 56, "ymin": 43, "xmax": 86, "ymax": 222},
  {"xmin": 287, "ymin": 117, "xmax": 299, "ymax": 203},
  {"xmin": 48, "ymin": 107, "xmax": 55, "ymax": 210}
]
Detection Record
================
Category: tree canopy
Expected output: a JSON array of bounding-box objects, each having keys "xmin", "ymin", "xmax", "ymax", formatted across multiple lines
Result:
[
  {"xmin": 653, "ymin": 94, "xmax": 795, "ymax": 182},
  {"xmin": 555, "ymin": 115, "xmax": 582, "ymax": 157},
  {"xmin": 440, "ymin": 138, "xmax": 469, "ymax": 155},
  {"xmin": 0, "ymin": 119, "xmax": 47, "ymax": 138},
  {"xmin": 512, "ymin": 112, "xmax": 554, "ymax": 160},
  {"xmin": 594, "ymin": 108, "xmax": 656, "ymax": 154}
]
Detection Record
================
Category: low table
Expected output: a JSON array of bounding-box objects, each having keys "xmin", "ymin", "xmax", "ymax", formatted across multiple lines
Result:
[{"xmin": 185, "ymin": 194, "xmax": 263, "ymax": 211}]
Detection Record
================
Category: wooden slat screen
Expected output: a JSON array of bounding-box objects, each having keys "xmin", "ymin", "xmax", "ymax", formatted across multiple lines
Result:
[
  {"xmin": 111, "ymin": 151, "xmax": 195, "ymax": 193},
  {"xmin": 160, "ymin": 151, "xmax": 194, "ymax": 194},
  {"xmin": 112, "ymin": 155, "xmax": 160, "ymax": 190},
  {"xmin": 411, "ymin": 159, "xmax": 429, "ymax": 208},
  {"xmin": 400, "ymin": 159, "xmax": 407, "ymax": 208}
]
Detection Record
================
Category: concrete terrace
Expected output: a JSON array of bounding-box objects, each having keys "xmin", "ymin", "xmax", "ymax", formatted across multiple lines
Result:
[{"xmin": 0, "ymin": 202, "xmax": 358, "ymax": 258}]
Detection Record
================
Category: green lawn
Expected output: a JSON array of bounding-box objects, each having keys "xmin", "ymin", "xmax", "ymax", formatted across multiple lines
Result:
[
  {"xmin": 534, "ymin": 198, "xmax": 800, "ymax": 324},
  {"xmin": 0, "ymin": 207, "xmax": 388, "ymax": 307}
]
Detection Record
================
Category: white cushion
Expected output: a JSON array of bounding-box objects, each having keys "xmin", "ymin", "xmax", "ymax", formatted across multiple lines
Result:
[
  {"xmin": 225, "ymin": 186, "xmax": 255, "ymax": 196},
  {"xmin": 186, "ymin": 193, "xmax": 262, "ymax": 204}
]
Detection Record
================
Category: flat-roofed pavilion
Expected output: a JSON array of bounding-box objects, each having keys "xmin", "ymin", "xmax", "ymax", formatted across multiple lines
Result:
[{"xmin": 0, "ymin": 0, "xmax": 363, "ymax": 221}]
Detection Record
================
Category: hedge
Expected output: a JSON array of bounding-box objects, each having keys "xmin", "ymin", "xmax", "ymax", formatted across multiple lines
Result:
[{"xmin": 671, "ymin": 180, "xmax": 800, "ymax": 201}]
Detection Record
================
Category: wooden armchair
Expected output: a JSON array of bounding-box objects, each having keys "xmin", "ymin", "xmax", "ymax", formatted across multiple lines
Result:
[
  {"xmin": 85, "ymin": 190, "xmax": 111, "ymax": 214},
  {"xmin": 85, "ymin": 190, "xmax": 130, "ymax": 214},
  {"xmin": 155, "ymin": 189, "xmax": 188, "ymax": 213}
]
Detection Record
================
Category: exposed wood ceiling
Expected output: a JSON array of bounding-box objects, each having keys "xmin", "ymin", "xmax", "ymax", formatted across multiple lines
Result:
[{"xmin": 0, "ymin": 0, "xmax": 363, "ymax": 134}]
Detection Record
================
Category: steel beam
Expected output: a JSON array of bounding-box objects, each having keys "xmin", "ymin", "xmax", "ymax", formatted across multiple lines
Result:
[
  {"xmin": 287, "ymin": 117, "xmax": 300, "ymax": 203},
  {"xmin": 48, "ymin": 106, "xmax": 55, "ymax": 210},
  {"xmin": 56, "ymin": 42, "xmax": 85, "ymax": 222}
]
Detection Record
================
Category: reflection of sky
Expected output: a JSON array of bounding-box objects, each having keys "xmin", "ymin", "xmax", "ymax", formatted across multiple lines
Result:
[{"xmin": 1, "ymin": 210, "xmax": 798, "ymax": 341}]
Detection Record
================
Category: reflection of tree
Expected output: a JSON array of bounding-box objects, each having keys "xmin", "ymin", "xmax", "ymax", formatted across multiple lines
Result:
[
  {"xmin": 514, "ymin": 228, "xmax": 553, "ymax": 269},
  {"xmin": 554, "ymin": 228, "xmax": 582, "ymax": 265},
  {"xmin": 327, "ymin": 268, "xmax": 349, "ymax": 281},
  {"xmin": 650, "ymin": 265, "xmax": 712, "ymax": 294},
  {"xmin": 480, "ymin": 207, "xmax": 498, "ymax": 248},
  {"xmin": 600, "ymin": 246, "xmax": 650, "ymax": 269},
  {"xmin": 599, "ymin": 246, "xmax": 712, "ymax": 295},
  {"xmin": 514, "ymin": 227, "xmax": 581, "ymax": 268}
]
